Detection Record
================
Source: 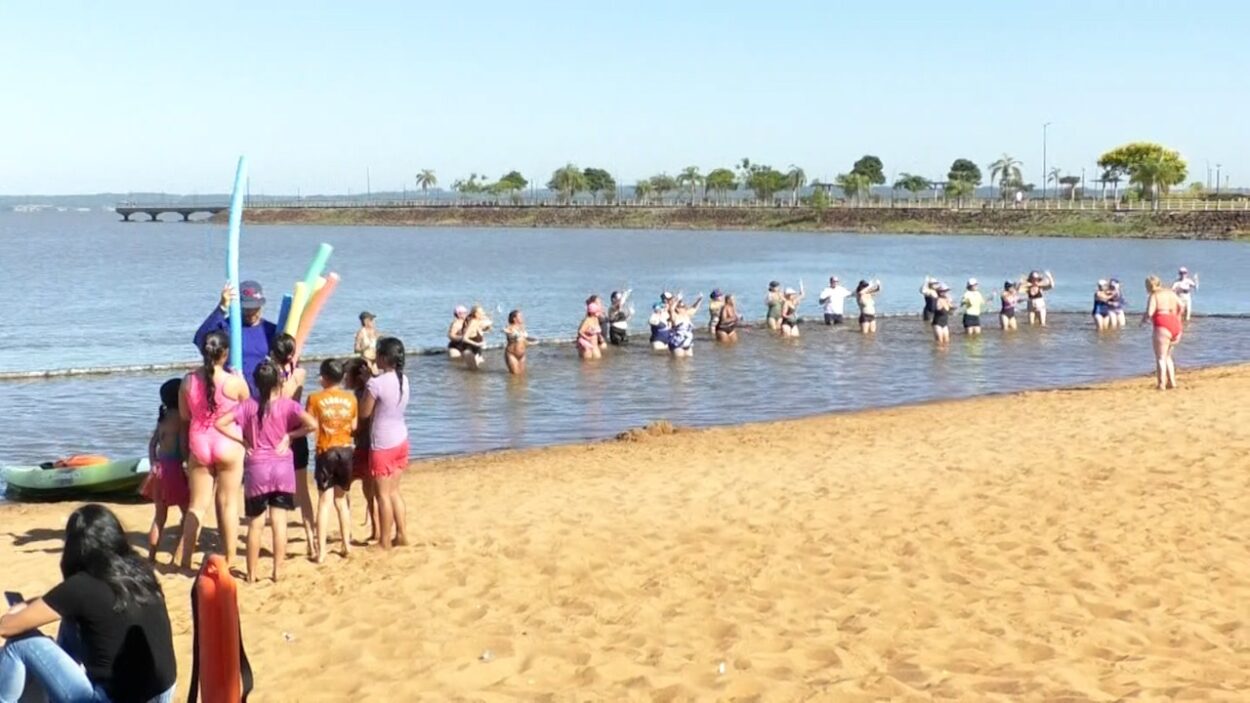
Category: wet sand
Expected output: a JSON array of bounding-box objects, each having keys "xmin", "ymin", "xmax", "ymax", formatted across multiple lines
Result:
[{"xmin": 3, "ymin": 366, "xmax": 1250, "ymax": 700}]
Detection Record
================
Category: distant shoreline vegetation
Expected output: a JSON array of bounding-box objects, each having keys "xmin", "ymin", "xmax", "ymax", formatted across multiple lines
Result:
[{"xmin": 221, "ymin": 204, "xmax": 1250, "ymax": 240}]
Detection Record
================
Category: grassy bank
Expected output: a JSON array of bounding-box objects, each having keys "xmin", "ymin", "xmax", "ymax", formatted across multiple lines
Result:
[{"xmin": 223, "ymin": 205, "xmax": 1250, "ymax": 239}]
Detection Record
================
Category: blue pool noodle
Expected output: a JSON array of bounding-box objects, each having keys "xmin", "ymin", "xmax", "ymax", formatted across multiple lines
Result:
[
  {"xmin": 275, "ymin": 293, "xmax": 293, "ymax": 337},
  {"xmin": 226, "ymin": 156, "xmax": 247, "ymax": 373}
]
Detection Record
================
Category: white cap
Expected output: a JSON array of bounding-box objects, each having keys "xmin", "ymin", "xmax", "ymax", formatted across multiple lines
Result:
[
  {"xmin": 784, "ymin": 287, "xmax": 796, "ymax": 296},
  {"xmin": 967, "ymin": 278, "xmax": 978, "ymax": 287},
  {"xmin": 1179, "ymin": 266, "xmax": 1189, "ymax": 273},
  {"xmin": 1098, "ymin": 279, "xmax": 1108, "ymax": 287}
]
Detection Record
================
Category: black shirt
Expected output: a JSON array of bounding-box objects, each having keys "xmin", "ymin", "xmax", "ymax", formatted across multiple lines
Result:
[{"xmin": 44, "ymin": 572, "xmax": 177, "ymax": 703}]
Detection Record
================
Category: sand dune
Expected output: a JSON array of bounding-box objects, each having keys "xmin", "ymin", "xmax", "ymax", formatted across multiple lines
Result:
[{"xmin": 4, "ymin": 366, "xmax": 1250, "ymax": 700}]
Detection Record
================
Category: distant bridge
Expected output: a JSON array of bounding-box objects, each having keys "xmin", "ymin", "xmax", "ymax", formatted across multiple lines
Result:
[{"xmin": 115, "ymin": 204, "xmax": 228, "ymax": 222}]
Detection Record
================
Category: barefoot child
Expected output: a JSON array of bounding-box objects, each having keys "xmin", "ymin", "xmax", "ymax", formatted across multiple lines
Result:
[
  {"xmin": 307, "ymin": 358, "xmax": 358, "ymax": 561},
  {"xmin": 219, "ymin": 361, "xmax": 317, "ymax": 582},
  {"xmin": 361, "ymin": 337, "xmax": 411, "ymax": 550},
  {"xmin": 344, "ymin": 358, "xmax": 379, "ymax": 542},
  {"xmin": 146, "ymin": 378, "xmax": 190, "ymax": 562}
]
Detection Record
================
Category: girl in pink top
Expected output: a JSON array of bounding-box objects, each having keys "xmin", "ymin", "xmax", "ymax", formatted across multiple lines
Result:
[{"xmin": 178, "ymin": 331, "xmax": 249, "ymax": 571}]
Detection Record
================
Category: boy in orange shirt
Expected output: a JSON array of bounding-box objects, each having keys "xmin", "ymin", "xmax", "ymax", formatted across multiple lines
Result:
[{"xmin": 306, "ymin": 358, "xmax": 358, "ymax": 561}]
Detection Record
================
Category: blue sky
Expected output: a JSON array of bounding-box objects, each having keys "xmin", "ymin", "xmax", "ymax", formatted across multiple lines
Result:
[{"xmin": 1, "ymin": 1, "xmax": 1245, "ymax": 194}]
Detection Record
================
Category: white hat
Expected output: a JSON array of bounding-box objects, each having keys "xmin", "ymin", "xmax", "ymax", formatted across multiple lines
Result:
[
  {"xmin": 1097, "ymin": 279, "xmax": 1108, "ymax": 287},
  {"xmin": 966, "ymin": 278, "xmax": 978, "ymax": 287},
  {"xmin": 784, "ymin": 287, "xmax": 796, "ymax": 296},
  {"xmin": 1179, "ymin": 266, "xmax": 1189, "ymax": 273}
]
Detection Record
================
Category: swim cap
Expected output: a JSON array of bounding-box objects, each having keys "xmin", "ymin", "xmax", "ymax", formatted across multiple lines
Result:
[
  {"xmin": 454, "ymin": 305, "xmax": 468, "ymax": 318},
  {"xmin": 967, "ymin": 278, "xmax": 978, "ymax": 287},
  {"xmin": 1098, "ymin": 279, "xmax": 1108, "ymax": 287},
  {"xmin": 1179, "ymin": 266, "xmax": 1189, "ymax": 273},
  {"xmin": 711, "ymin": 288, "xmax": 722, "ymax": 299},
  {"xmin": 652, "ymin": 303, "xmax": 664, "ymax": 312},
  {"xmin": 768, "ymin": 281, "xmax": 780, "ymax": 289},
  {"xmin": 661, "ymin": 291, "xmax": 673, "ymax": 301},
  {"xmin": 1003, "ymin": 280, "xmax": 1014, "ymax": 289},
  {"xmin": 587, "ymin": 302, "xmax": 603, "ymax": 316}
]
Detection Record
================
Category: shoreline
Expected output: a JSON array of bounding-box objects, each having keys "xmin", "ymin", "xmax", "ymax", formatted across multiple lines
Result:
[
  {"xmin": 4, "ymin": 365, "xmax": 1250, "ymax": 698},
  {"xmin": 214, "ymin": 205, "xmax": 1250, "ymax": 239}
]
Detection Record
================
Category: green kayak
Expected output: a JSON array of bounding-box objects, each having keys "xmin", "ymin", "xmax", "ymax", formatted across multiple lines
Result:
[{"xmin": 2, "ymin": 458, "xmax": 150, "ymax": 501}]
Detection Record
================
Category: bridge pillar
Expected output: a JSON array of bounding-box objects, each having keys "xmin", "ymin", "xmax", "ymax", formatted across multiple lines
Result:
[
  {"xmin": 120, "ymin": 212, "xmax": 131, "ymax": 222},
  {"xmin": 147, "ymin": 211, "xmax": 161, "ymax": 222},
  {"xmin": 180, "ymin": 210, "xmax": 192, "ymax": 222}
]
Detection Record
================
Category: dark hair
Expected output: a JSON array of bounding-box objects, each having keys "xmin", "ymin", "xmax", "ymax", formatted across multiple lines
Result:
[
  {"xmin": 508, "ymin": 309, "xmax": 521, "ymax": 325},
  {"xmin": 585, "ymin": 294, "xmax": 600, "ymax": 306},
  {"xmin": 270, "ymin": 333, "xmax": 297, "ymax": 367},
  {"xmin": 320, "ymin": 358, "xmax": 345, "ymax": 384},
  {"xmin": 61, "ymin": 505, "xmax": 163, "ymax": 612},
  {"xmin": 158, "ymin": 378, "xmax": 181, "ymax": 422},
  {"xmin": 375, "ymin": 337, "xmax": 406, "ymax": 396},
  {"xmin": 856, "ymin": 280, "xmax": 871, "ymax": 293},
  {"xmin": 253, "ymin": 360, "xmax": 281, "ymax": 423},
  {"xmin": 343, "ymin": 357, "xmax": 369, "ymax": 391},
  {"xmin": 199, "ymin": 331, "xmax": 229, "ymax": 413}
]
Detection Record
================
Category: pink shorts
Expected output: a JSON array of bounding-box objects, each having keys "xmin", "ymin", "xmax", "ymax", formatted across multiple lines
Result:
[
  {"xmin": 189, "ymin": 427, "xmax": 235, "ymax": 470},
  {"xmin": 369, "ymin": 441, "xmax": 409, "ymax": 479}
]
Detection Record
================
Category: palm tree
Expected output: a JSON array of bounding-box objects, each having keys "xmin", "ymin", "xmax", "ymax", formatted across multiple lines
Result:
[
  {"xmin": 1047, "ymin": 167, "xmax": 1062, "ymax": 194},
  {"xmin": 836, "ymin": 172, "xmax": 871, "ymax": 205},
  {"xmin": 786, "ymin": 165, "xmax": 807, "ymax": 206},
  {"xmin": 633, "ymin": 179, "xmax": 653, "ymax": 205},
  {"xmin": 547, "ymin": 164, "xmax": 586, "ymax": 204},
  {"xmin": 416, "ymin": 169, "xmax": 437, "ymax": 201},
  {"xmin": 676, "ymin": 166, "xmax": 704, "ymax": 206},
  {"xmin": 648, "ymin": 174, "xmax": 677, "ymax": 205},
  {"xmin": 705, "ymin": 168, "xmax": 737, "ymax": 205},
  {"xmin": 892, "ymin": 173, "xmax": 931, "ymax": 203},
  {"xmin": 945, "ymin": 179, "xmax": 974, "ymax": 207},
  {"xmin": 988, "ymin": 154, "xmax": 1023, "ymax": 200}
]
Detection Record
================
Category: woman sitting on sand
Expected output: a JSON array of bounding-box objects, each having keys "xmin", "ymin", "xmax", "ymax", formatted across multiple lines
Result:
[
  {"xmin": 577, "ymin": 302, "xmax": 605, "ymax": 361},
  {"xmin": 0, "ymin": 505, "xmax": 177, "ymax": 703},
  {"xmin": 504, "ymin": 309, "xmax": 527, "ymax": 375},
  {"xmin": 932, "ymin": 283, "xmax": 953, "ymax": 345},
  {"xmin": 999, "ymin": 281, "xmax": 1020, "ymax": 331},
  {"xmin": 855, "ymin": 280, "xmax": 882, "ymax": 334},
  {"xmin": 179, "ymin": 331, "xmax": 249, "ymax": 571},
  {"xmin": 447, "ymin": 306, "xmax": 469, "ymax": 360},
  {"xmin": 779, "ymin": 285, "xmax": 805, "ymax": 338},
  {"xmin": 715, "ymin": 294, "xmax": 741, "ymax": 343},
  {"xmin": 668, "ymin": 294, "xmax": 703, "ymax": 358},
  {"xmin": 1025, "ymin": 271, "xmax": 1055, "ymax": 327},
  {"xmin": 461, "ymin": 305, "xmax": 493, "ymax": 370},
  {"xmin": 1143, "ymin": 275, "xmax": 1184, "ymax": 390}
]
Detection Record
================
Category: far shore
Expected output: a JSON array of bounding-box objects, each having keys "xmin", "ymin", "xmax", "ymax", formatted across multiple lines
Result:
[{"xmin": 213, "ymin": 205, "xmax": 1250, "ymax": 239}]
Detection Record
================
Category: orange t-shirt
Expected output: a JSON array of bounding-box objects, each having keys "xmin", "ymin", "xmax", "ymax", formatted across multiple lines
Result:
[{"xmin": 306, "ymin": 388, "xmax": 358, "ymax": 453}]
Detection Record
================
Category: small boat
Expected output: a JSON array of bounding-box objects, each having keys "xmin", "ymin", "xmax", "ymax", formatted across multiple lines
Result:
[{"xmin": 2, "ymin": 456, "xmax": 150, "ymax": 501}]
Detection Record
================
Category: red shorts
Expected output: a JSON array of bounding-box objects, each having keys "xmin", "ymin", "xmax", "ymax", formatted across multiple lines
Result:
[
  {"xmin": 352, "ymin": 447, "xmax": 372, "ymax": 481},
  {"xmin": 369, "ymin": 441, "xmax": 409, "ymax": 479}
]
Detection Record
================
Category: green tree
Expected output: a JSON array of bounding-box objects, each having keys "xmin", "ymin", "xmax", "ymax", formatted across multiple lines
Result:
[
  {"xmin": 892, "ymin": 173, "xmax": 932, "ymax": 202},
  {"xmin": 676, "ymin": 166, "xmax": 704, "ymax": 205},
  {"xmin": 785, "ymin": 165, "xmax": 807, "ymax": 206},
  {"xmin": 835, "ymin": 172, "xmax": 872, "ymax": 204},
  {"xmin": 851, "ymin": 155, "xmax": 886, "ymax": 185},
  {"xmin": 744, "ymin": 166, "xmax": 788, "ymax": 203},
  {"xmin": 416, "ymin": 169, "xmax": 437, "ymax": 200},
  {"xmin": 1059, "ymin": 175, "xmax": 1081, "ymax": 201},
  {"xmin": 452, "ymin": 173, "xmax": 488, "ymax": 196},
  {"xmin": 944, "ymin": 178, "xmax": 974, "ymax": 206},
  {"xmin": 494, "ymin": 170, "xmax": 528, "ymax": 204},
  {"xmin": 1097, "ymin": 142, "xmax": 1187, "ymax": 200},
  {"xmin": 648, "ymin": 173, "xmax": 678, "ymax": 204},
  {"xmin": 633, "ymin": 179, "xmax": 654, "ymax": 205},
  {"xmin": 547, "ymin": 164, "xmax": 587, "ymax": 204},
  {"xmin": 988, "ymin": 154, "xmax": 1023, "ymax": 199},
  {"xmin": 947, "ymin": 158, "xmax": 982, "ymax": 187},
  {"xmin": 705, "ymin": 168, "xmax": 737, "ymax": 204},
  {"xmin": 582, "ymin": 168, "xmax": 616, "ymax": 204},
  {"xmin": 806, "ymin": 185, "xmax": 830, "ymax": 214}
]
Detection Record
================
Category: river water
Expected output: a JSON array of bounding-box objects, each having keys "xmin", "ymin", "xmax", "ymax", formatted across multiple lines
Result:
[{"xmin": 2, "ymin": 211, "xmax": 1249, "ymax": 489}]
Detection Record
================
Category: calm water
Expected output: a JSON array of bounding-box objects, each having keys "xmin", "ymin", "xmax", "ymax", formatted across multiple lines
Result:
[{"xmin": 2, "ymin": 211, "xmax": 1249, "ymax": 489}]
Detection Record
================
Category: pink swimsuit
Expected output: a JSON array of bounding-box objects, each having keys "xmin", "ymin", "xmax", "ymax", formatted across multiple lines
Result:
[{"xmin": 185, "ymin": 371, "xmax": 240, "ymax": 468}]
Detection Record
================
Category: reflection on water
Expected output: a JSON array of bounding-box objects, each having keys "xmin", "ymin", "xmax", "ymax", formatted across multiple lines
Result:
[{"xmin": 3, "ymin": 315, "xmax": 1249, "ymax": 480}]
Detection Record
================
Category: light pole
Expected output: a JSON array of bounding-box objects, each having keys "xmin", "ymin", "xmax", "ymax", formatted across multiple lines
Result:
[
  {"xmin": 1041, "ymin": 122, "xmax": 1051, "ymax": 201},
  {"xmin": 1216, "ymin": 164, "xmax": 1222, "ymax": 197}
]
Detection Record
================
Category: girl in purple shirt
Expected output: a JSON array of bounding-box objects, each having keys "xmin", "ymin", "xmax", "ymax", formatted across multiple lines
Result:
[
  {"xmin": 361, "ymin": 337, "xmax": 410, "ymax": 550},
  {"xmin": 218, "ymin": 361, "xmax": 316, "ymax": 582}
]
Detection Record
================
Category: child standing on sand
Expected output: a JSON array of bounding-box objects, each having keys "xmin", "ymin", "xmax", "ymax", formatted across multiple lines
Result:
[
  {"xmin": 146, "ymin": 378, "xmax": 190, "ymax": 562},
  {"xmin": 345, "ymin": 357, "xmax": 379, "ymax": 542},
  {"xmin": 307, "ymin": 358, "xmax": 358, "ymax": 561},
  {"xmin": 219, "ymin": 361, "xmax": 317, "ymax": 582},
  {"xmin": 361, "ymin": 337, "xmax": 410, "ymax": 550}
]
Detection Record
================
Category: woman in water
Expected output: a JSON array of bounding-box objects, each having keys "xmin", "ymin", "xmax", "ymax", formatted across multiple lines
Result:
[
  {"xmin": 1092, "ymin": 280, "xmax": 1112, "ymax": 331},
  {"xmin": 354, "ymin": 311, "xmax": 379, "ymax": 357},
  {"xmin": 931, "ymin": 283, "xmax": 953, "ymax": 345},
  {"xmin": 715, "ymin": 293, "xmax": 741, "ymax": 343},
  {"xmin": 707, "ymin": 289, "xmax": 724, "ymax": 334},
  {"xmin": 1025, "ymin": 271, "xmax": 1055, "ymax": 327},
  {"xmin": 587, "ymin": 294, "xmax": 609, "ymax": 348},
  {"xmin": 920, "ymin": 276, "xmax": 939, "ymax": 323},
  {"xmin": 179, "ymin": 331, "xmax": 249, "ymax": 570},
  {"xmin": 668, "ymin": 295, "xmax": 703, "ymax": 358},
  {"xmin": 361, "ymin": 337, "xmax": 411, "ymax": 549},
  {"xmin": 607, "ymin": 290, "xmax": 633, "ymax": 346},
  {"xmin": 648, "ymin": 302, "xmax": 671, "ymax": 351},
  {"xmin": 960, "ymin": 278, "xmax": 987, "ymax": 336},
  {"xmin": 219, "ymin": 361, "xmax": 317, "ymax": 582},
  {"xmin": 765, "ymin": 281, "xmax": 784, "ymax": 331},
  {"xmin": 855, "ymin": 280, "xmax": 882, "ymax": 334},
  {"xmin": 460, "ymin": 305, "xmax": 493, "ymax": 370},
  {"xmin": 577, "ymin": 301, "xmax": 605, "ymax": 361},
  {"xmin": 1107, "ymin": 278, "xmax": 1127, "ymax": 329},
  {"xmin": 0, "ymin": 505, "xmax": 177, "ymax": 703},
  {"xmin": 999, "ymin": 281, "xmax": 1020, "ymax": 331},
  {"xmin": 447, "ymin": 305, "xmax": 469, "ymax": 360},
  {"xmin": 146, "ymin": 379, "xmax": 189, "ymax": 563},
  {"xmin": 779, "ymin": 285, "xmax": 805, "ymax": 338},
  {"xmin": 504, "ymin": 309, "xmax": 528, "ymax": 375},
  {"xmin": 270, "ymin": 333, "xmax": 317, "ymax": 559},
  {"xmin": 1172, "ymin": 267, "xmax": 1199, "ymax": 320},
  {"xmin": 1143, "ymin": 275, "xmax": 1184, "ymax": 390}
]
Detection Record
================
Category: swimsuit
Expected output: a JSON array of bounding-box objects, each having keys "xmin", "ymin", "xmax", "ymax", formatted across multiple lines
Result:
[
  {"xmin": 668, "ymin": 319, "xmax": 694, "ymax": 351},
  {"xmin": 1028, "ymin": 287, "xmax": 1046, "ymax": 311},
  {"xmin": 154, "ymin": 436, "xmax": 190, "ymax": 510},
  {"xmin": 932, "ymin": 307, "xmax": 950, "ymax": 327},
  {"xmin": 923, "ymin": 295, "xmax": 937, "ymax": 322},
  {"xmin": 1152, "ymin": 310, "xmax": 1183, "ymax": 341},
  {"xmin": 577, "ymin": 325, "xmax": 601, "ymax": 352},
  {"xmin": 1093, "ymin": 293, "xmax": 1109, "ymax": 317},
  {"xmin": 185, "ymin": 372, "xmax": 239, "ymax": 469},
  {"xmin": 716, "ymin": 312, "xmax": 739, "ymax": 335},
  {"xmin": 505, "ymin": 329, "xmax": 527, "ymax": 355},
  {"xmin": 649, "ymin": 321, "xmax": 670, "ymax": 345},
  {"xmin": 766, "ymin": 297, "xmax": 783, "ymax": 321}
]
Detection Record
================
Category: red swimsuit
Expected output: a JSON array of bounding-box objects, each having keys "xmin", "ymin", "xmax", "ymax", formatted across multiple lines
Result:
[{"xmin": 1152, "ymin": 310, "xmax": 1183, "ymax": 341}]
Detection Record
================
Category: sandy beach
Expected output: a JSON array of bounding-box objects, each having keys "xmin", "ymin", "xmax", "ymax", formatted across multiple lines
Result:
[{"xmin": 4, "ymin": 366, "xmax": 1250, "ymax": 701}]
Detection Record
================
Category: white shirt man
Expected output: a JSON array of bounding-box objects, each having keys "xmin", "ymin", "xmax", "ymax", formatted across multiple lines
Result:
[{"xmin": 818, "ymin": 277, "xmax": 852, "ymax": 325}]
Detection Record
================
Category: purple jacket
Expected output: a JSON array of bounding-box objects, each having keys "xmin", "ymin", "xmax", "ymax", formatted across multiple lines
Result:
[{"xmin": 193, "ymin": 307, "xmax": 277, "ymax": 397}]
